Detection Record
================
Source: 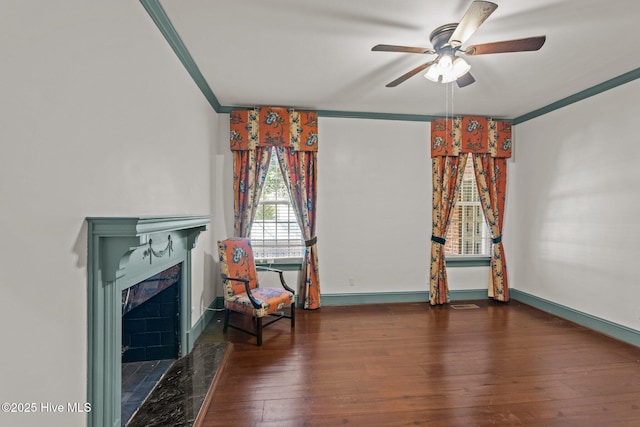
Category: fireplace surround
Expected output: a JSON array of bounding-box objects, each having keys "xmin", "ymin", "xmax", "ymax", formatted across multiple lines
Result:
[{"xmin": 86, "ymin": 215, "xmax": 210, "ymax": 427}]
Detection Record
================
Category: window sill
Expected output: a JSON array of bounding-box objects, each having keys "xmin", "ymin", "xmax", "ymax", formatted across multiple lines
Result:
[
  {"xmin": 255, "ymin": 259, "xmax": 303, "ymax": 271},
  {"xmin": 445, "ymin": 256, "xmax": 491, "ymax": 267}
]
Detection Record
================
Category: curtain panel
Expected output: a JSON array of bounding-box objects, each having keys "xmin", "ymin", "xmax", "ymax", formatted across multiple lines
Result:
[
  {"xmin": 430, "ymin": 153, "xmax": 468, "ymax": 305},
  {"xmin": 276, "ymin": 147, "xmax": 320, "ymax": 309},
  {"xmin": 229, "ymin": 107, "xmax": 321, "ymax": 309},
  {"xmin": 429, "ymin": 117, "xmax": 512, "ymax": 304},
  {"xmin": 231, "ymin": 147, "xmax": 272, "ymax": 237}
]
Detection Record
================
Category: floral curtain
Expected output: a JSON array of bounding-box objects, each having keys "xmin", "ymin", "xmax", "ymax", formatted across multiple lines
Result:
[
  {"xmin": 276, "ymin": 146, "xmax": 320, "ymax": 309},
  {"xmin": 430, "ymin": 117, "xmax": 512, "ymax": 304},
  {"xmin": 472, "ymin": 154, "xmax": 509, "ymax": 301},
  {"xmin": 231, "ymin": 146, "xmax": 271, "ymax": 237},
  {"xmin": 229, "ymin": 107, "xmax": 321, "ymax": 309},
  {"xmin": 429, "ymin": 153, "xmax": 468, "ymax": 305}
]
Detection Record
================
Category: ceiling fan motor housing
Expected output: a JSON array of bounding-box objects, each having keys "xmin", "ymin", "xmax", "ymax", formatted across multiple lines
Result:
[{"xmin": 429, "ymin": 23, "xmax": 459, "ymax": 52}]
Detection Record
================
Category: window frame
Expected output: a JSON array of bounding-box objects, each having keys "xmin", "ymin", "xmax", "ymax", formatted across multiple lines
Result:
[
  {"xmin": 444, "ymin": 159, "xmax": 492, "ymax": 268},
  {"xmin": 249, "ymin": 148, "xmax": 305, "ymax": 264}
]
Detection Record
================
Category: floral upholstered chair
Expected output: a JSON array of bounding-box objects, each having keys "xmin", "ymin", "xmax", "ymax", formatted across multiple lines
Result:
[{"xmin": 217, "ymin": 237, "xmax": 295, "ymax": 346}]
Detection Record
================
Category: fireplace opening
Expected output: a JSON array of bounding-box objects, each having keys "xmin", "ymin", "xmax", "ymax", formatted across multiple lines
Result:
[{"xmin": 121, "ymin": 263, "xmax": 182, "ymax": 426}]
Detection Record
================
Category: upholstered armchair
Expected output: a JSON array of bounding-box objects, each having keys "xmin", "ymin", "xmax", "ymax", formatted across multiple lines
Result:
[{"xmin": 217, "ymin": 237, "xmax": 295, "ymax": 346}]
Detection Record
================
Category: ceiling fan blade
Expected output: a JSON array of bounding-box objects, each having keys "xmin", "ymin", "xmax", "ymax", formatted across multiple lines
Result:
[
  {"xmin": 372, "ymin": 44, "xmax": 435, "ymax": 54},
  {"xmin": 465, "ymin": 36, "xmax": 546, "ymax": 55},
  {"xmin": 449, "ymin": 1, "xmax": 498, "ymax": 47},
  {"xmin": 386, "ymin": 61, "xmax": 435, "ymax": 87},
  {"xmin": 456, "ymin": 72, "xmax": 476, "ymax": 88}
]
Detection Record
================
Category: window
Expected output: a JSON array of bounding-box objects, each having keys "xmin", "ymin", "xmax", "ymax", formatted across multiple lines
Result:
[
  {"xmin": 445, "ymin": 158, "xmax": 492, "ymax": 257},
  {"xmin": 250, "ymin": 148, "xmax": 304, "ymax": 260}
]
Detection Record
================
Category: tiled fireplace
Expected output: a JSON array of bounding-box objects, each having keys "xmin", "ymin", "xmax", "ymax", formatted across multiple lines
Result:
[
  {"xmin": 86, "ymin": 216, "xmax": 210, "ymax": 427},
  {"xmin": 122, "ymin": 263, "xmax": 182, "ymax": 363}
]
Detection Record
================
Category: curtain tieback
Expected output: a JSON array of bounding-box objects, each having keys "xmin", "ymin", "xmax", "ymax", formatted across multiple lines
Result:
[
  {"xmin": 305, "ymin": 236, "xmax": 317, "ymax": 247},
  {"xmin": 431, "ymin": 235, "xmax": 446, "ymax": 245},
  {"xmin": 492, "ymin": 235, "xmax": 503, "ymax": 244}
]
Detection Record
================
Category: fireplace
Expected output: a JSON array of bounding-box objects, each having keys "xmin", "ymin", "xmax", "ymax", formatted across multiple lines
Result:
[
  {"xmin": 86, "ymin": 216, "xmax": 210, "ymax": 427},
  {"xmin": 120, "ymin": 263, "xmax": 182, "ymax": 425},
  {"xmin": 122, "ymin": 263, "xmax": 182, "ymax": 363}
]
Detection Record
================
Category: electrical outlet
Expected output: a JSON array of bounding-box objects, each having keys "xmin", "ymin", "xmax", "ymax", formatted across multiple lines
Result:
[{"xmin": 348, "ymin": 278, "xmax": 355, "ymax": 287}]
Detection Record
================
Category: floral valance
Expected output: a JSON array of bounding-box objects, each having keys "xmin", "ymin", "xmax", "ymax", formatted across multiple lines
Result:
[
  {"xmin": 230, "ymin": 107, "xmax": 318, "ymax": 151},
  {"xmin": 431, "ymin": 116, "xmax": 512, "ymax": 158}
]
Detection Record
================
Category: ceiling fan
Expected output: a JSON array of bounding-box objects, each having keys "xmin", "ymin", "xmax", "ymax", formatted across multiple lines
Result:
[{"xmin": 372, "ymin": 1, "xmax": 546, "ymax": 88}]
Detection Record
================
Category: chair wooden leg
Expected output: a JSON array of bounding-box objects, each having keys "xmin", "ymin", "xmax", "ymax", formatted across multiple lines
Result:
[
  {"xmin": 223, "ymin": 309, "xmax": 230, "ymax": 333},
  {"xmin": 256, "ymin": 317, "xmax": 263, "ymax": 346},
  {"xmin": 290, "ymin": 302, "xmax": 295, "ymax": 328}
]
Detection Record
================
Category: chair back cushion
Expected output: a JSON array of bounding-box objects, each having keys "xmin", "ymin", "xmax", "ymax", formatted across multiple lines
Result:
[{"xmin": 218, "ymin": 238, "xmax": 258, "ymax": 299}]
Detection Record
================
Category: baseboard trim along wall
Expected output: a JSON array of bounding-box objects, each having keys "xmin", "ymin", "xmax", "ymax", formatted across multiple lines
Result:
[
  {"xmin": 319, "ymin": 289, "xmax": 488, "ymax": 306},
  {"xmin": 509, "ymin": 289, "xmax": 640, "ymax": 347},
  {"xmin": 189, "ymin": 298, "xmax": 224, "ymax": 347}
]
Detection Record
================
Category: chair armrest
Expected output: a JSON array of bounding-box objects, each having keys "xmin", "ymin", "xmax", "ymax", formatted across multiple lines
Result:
[
  {"xmin": 222, "ymin": 276, "xmax": 262, "ymax": 309},
  {"xmin": 255, "ymin": 266, "xmax": 295, "ymax": 294}
]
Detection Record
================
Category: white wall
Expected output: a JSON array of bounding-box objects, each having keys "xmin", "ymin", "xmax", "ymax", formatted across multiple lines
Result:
[
  {"xmin": 0, "ymin": 2, "xmax": 218, "ymax": 426},
  {"xmin": 214, "ymin": 115, "xmax": 492, "ymax": 297},
  {"xmin": 318, "ymin": 118, "xmax": 432, "ymax": 293},
  {"xmin": 507, "ymin": 79, "xmax": 640, "ymax": 330}
]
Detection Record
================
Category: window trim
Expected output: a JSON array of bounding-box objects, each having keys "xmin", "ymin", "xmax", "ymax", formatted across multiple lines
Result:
[
  {"xmin": 445, "ymin": 256, "xmax": 491, "ymax": 267},
  {"xmin": 255, "ymin": 260, "xmax": 303, "ymax": 271}
]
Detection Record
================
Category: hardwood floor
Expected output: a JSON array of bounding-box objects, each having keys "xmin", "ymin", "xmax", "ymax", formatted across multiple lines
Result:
[{"xmin": 196, "ymin": 300, "xmax": 640, "ymax": 426}]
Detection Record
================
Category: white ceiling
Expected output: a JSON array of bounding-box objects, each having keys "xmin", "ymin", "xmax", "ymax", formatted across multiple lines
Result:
[{"xmin": 157, "ymin": 0, "xmax": 640, "ymax": 120}]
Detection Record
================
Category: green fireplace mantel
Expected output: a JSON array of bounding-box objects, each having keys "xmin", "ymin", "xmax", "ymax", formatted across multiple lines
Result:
[{"xmin": 86, "ymin": 215, "xmax": 210, "ymax": 427}]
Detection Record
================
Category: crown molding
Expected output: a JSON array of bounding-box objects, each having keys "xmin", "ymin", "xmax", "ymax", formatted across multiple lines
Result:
[
  {"xmin": 512, "ymin": 67, "xmax": 640, "ymax": 125},
  {"xmin": 140, "ymin": 0, "xmax": 222, "ymax": 112}
]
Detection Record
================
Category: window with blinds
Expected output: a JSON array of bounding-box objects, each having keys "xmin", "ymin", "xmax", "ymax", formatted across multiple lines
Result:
[
  {"xmin": 445, "ymin": 159, "xmax": 492, "ymax": 257},
  {"xmin": 250, "ymin": 148, "xmax": 305, "ymax": 260}
]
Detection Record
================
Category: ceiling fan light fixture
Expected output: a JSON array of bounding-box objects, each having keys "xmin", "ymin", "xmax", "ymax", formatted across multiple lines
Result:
[
  {"xmin": 440, "ymin": 70, "xmax": 457, "ymax": 84},
  {"xmin": 452, "ymin": 57, "xmax": 471, "ymax": 77},
  {"xmin": 439, "ymin": 54, "xmax": 453, "ymax": 71},
  {"xmin": 424, "ymin": 64, "xmax": 441, "ymax": 82},
  {"xmin": 424, "ymin": 55, "xmax": 470, "ymax": 84}
]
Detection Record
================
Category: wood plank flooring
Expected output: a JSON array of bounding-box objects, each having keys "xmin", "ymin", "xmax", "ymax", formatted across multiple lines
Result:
[{"xmin": 196, "ymin": 300, "xmax": 640, "ymax": 426}]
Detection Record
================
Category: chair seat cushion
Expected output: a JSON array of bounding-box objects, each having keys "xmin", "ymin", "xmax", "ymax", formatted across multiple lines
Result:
[{"xmin": 226, "ymin": 287, "xmax": 294, "ymax": 317}]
